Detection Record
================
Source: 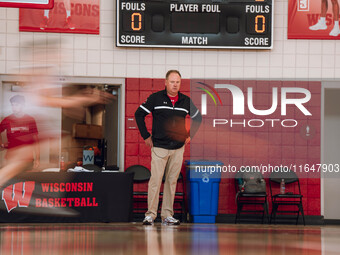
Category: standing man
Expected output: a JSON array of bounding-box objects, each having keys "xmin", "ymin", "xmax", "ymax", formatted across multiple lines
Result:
[
  {"xmin": 309, "ymin": 0, "xmax": 340, "ymax": 36},
  {"xmin": 0, "ymin": 95, "xmax": 40, "ymax": 171},
  {"xmin": 135, "ymin": 70, "xmax": 202, "ymax": 225}
]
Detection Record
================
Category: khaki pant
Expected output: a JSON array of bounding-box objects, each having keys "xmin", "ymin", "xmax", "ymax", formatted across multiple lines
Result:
[{"xmin": 145, "ymin": 146, "xmax": 185, "ymax": 220}]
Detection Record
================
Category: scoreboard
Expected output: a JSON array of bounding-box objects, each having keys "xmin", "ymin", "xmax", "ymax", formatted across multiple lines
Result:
[{"xmin": 116, "ymin": 0, "xmax": 273, "ymax": 49}]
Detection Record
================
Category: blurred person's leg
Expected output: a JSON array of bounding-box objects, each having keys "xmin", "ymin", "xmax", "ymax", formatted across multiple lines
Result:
[
  {"xmin": 40, "ymin": 10, "xmax": 50, "ymax": 30},
  {"xmin": 63, "ymin": 0, "xmax": 75, "ymax": 29},
  {"xmin": 0, "ymin": 145, "xmax": 35, "ymax": 188},
  {"xmin": 310, "ymin": 0, "xmax": 328, "ymax": 30},
  {"xmin": 0, "ymin": 142, "xmax": 77, "ymax": 217},
  {"xmin": 330, "ymin": 0, "xmax": 340, "ymax": 36}
]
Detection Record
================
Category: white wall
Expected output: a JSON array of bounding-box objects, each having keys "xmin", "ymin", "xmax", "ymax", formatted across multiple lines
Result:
[{"xmin": 0, "ymin": 0, "xmax": 339, "ymax": 80}]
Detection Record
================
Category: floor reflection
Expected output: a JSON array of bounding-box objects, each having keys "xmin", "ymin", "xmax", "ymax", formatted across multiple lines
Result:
[
  {"xmin": 0, "ymin": 223, "xmax": 335, "ymax": 255},
  {"xmin": 191, "ymin": 225, "xmax": 218, "ymax": 255}
]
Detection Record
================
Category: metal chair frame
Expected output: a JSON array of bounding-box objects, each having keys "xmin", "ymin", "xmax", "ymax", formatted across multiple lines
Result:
[
  {"xmin": 269, "ymin": 170, "xmax": 305, "ymax": 225},
  {"xmin": 234, "ymin": 171, "xmax": 269, "ymax": 224},
  {"xmin": 126, "ymin": 165, "xmax": 186, "ymax": 222}
]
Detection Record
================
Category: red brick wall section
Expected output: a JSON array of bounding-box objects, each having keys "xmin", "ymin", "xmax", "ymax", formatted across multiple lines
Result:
[
  {"xmin": 189, "ymin": 80, "xmax": 321, "ymax": 216},
  {"xmin": 125, "ymin": 78, "xmax": 321, "ymax": 216}
]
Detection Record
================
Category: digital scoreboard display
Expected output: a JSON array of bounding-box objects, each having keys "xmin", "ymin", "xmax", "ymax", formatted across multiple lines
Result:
[{"xmin": 116, "ymin": 0, "xmax": 273, "ymax": 49}]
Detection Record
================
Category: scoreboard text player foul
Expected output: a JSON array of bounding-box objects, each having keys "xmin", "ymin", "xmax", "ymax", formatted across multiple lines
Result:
[{"xmin": 116, "ymin": 0, "xmax": 273, "ymax": 49}]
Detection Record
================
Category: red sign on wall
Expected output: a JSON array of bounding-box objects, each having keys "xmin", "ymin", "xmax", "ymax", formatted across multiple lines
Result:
[
  {"xmin": 0, "ymin": 0, "xmax": 53, "ymax": 9},
  {"xmin": 19, "ymin": 0, "xmax": 99, "ymax": 34},
  {"xmin": 288, "ymin": 0, "xmax": 340, "ymax": 39}
]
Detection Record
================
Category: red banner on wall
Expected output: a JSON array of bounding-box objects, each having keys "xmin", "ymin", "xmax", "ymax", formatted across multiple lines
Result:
[
  {"xmin": 288, "ymin": 0, "xmax": 340, "ymax": 39},
  {"xmin": 19, "ymin": 0, "xmax": 99, "ymax": 34},
  {"xmin": 0, "ymin": 0, "xmax": 53, "ymax": 9}
]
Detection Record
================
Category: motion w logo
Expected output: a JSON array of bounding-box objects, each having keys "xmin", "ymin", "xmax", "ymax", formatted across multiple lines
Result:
[
  {"xmin": 83, "ymin": 155, "xmax": 94, "ymax": 161},
  {"xmin": 2, "ymin": 182, "xmax": 35, "ymax": 212}
]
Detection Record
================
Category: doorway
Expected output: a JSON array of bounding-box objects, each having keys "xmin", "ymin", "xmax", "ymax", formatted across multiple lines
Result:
[
  {"xmin": 0, "ymin": 75, "xmax": 125, "ymax": 171},
  {"xmin": 323, "ymin": 84, "xmax": 340, "ymax": 220},
  {"xmin": 61, "ymin": 84, "xmax": 120, "ymax": 169}
]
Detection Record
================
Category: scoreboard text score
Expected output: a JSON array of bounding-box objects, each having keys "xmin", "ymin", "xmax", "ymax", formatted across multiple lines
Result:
[{"xmin": 116, "ymin": 0, "xmax": 273, "ymax": 49}]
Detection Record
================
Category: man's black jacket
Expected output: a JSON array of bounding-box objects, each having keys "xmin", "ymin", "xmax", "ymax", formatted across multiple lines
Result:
[{"xmin": 135, "ymin": 89, "xmax": 202, "ymax": 150}]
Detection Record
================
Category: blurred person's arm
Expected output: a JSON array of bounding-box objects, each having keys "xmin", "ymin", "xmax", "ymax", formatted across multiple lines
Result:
[
  {"xmin": 0, "ymin": 128, "xmax": 3, "ymax": 150},
  {"xmin": 0, "ymin": 136, "xmax": 3, "ymax": 150},
  {"xmin": 33, "ymin": 134, "xmax": 40, "ymax": 168},
  {"xmin": 28, "ymin": 118, "xmax": 40, "ymax": 168},
  {"xmin": 0, "ymin": 119, "xmax": 7, "ymax": 150},
  {"xmin": 35, "ymin": 88, "xmax": 114, "ymax": 108}
]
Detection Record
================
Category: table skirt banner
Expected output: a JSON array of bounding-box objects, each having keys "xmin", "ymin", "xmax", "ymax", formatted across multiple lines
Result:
[{"xmin": 0, "ymin": 172, "xmax": 134, "ymax": 223}]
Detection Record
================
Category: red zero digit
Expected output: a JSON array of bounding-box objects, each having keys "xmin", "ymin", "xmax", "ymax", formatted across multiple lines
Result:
[
  {"xmin": 131, "ymin": 13, "xmax": 142, "ymax": 31},
  {"xmin": 255, "ymin": 15, "xmax": 265, "ymax": 33}
]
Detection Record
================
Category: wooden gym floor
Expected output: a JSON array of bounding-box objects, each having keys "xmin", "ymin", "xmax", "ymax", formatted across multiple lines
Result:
[{"xmin": 0, "ymin": 223, "xmax": 338, "ymax": 254}]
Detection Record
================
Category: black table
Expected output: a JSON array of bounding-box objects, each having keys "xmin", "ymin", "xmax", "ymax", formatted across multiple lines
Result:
[{"xmin": 0, "ymin": 172, "xmax": 134, "ymax": 223}]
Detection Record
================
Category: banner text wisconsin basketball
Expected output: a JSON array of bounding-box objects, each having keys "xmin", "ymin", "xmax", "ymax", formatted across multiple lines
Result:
[{"xmin": 35, "ymin": 182, "xmax": 98, "ymax": 208}]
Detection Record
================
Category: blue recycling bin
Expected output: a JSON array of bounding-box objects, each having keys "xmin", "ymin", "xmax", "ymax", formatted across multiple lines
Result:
[{"xmin": 186, "ymin": 160, "xmax": 223, "ymax": 223}]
